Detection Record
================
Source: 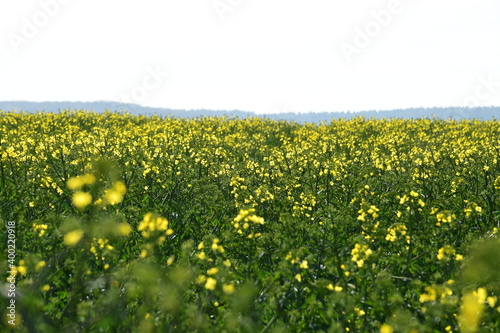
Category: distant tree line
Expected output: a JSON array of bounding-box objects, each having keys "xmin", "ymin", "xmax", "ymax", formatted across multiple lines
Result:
[{"xmin": 0, "ymin": 101, "xmax": 498, "ymax": 123}]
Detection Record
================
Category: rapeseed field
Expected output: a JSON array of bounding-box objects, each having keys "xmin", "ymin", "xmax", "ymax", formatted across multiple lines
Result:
[{"xmin": 1, "ymin": 111, "xmax": 499, "ymax": 332}]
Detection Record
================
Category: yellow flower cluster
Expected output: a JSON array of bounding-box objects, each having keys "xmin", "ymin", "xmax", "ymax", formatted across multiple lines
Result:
[
  {"xmin": 72, "ymin": 191, "xmax": 93, "ymax": 210},
  {"xmin": 66, "ymin": 174, "xmax": 97, "ymax": 210},
  {"xmin": 380, "ymin": 324, "xmax": 393, "ymax": 333},
  {"xmin": 32, "ymin": 223, "xmax": 48, "ymax": 237},
  {"xmin": 292, "ymin": 192, "xmax": 317, "ymax": 218},
  {"xmin": 196, "ymin": 238, "xmax": 226, "ymax": 261},
  {"xmin": 67, "ymin": 173, "xmax": 96, "ymax": 190},
  {"xmin": 195, "ymin": 274, "xmax": 234, "ymax": 293},
  {"xmin": 195, "ymin": 275, "xmax": 218, "ymax": 290},
  {"xmin": 385, "ymin": 224, "xmax": 408, "ymax": 242},
  {"xmin": 89, "ymin": 238, "xmax": 114, "ymax": 261},
  {"xmin": 351, "ymin": 243, "xmax": 373, "ymax": 268},
  {"xmin": 419, "ymin": 284, "xmax": 453, "ymax": 303},
  {"xmin": 357, "ymin": 205, "xmax": 379, "ymax": 221},
  {"xmin": 231, "ymin": 208, "xmax": 264, "ymax": 238},
  {"xmin": 285, "ymin": 252, "xmax": 309, "ymax": 269},
  {"xmin": 11, "ymin": 260, "xmax": 27, "ymax": 276},
  {"xmin": 397, "ymin": 191, "xmax": 425, "ymax": 211},
  {"xmin": 437, "ymin": 245, "xmax": 463, "ymax": 261},
  {"xmin": 67, "ymin": 172, "xmax": 127, "ymax": 209},
  {"xmin": 434, "ymin": 211, "xmax": 456, "ymax": 227},
  {"xmin": 326, "ymin": 284, "xmax": 343, "ymax": 292},
  {"xmin": 102, "ymin": 181, "xmax": 127, "ymax": 206},
  {"xmin": 463, "ymin": 200, "xmax": 483, "ymax": 218},
  {"xmin": 458, "ymin": 288, "xmax": 498, "ymax": 333},
  {"xmin": 137, "ymin": 213, "xmax": 173, "ymax": 239},
  {"xmin": 35, "ymin": 261, "xmax": 46, "ymax": 271},
  {"xmin": 64, "ymin": 229, "xmax": 84, "ymax": 246},
  {"xmin": 494, "ymin": 176, "xmax": 500, "ymax": 190}
]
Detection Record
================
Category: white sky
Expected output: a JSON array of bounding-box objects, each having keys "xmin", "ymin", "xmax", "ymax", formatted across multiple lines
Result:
[{"xmin": 1, "ymin": 0, "xmax": 500, "ymax": 114}]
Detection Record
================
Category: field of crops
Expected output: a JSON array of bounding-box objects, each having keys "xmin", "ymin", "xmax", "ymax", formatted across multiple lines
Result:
[{"xmin": 1, "ymin": 111, "xmax": 500, "ymax": 332}]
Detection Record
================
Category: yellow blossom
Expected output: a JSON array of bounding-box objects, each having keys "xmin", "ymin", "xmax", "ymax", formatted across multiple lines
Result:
[
  {"xmin": 327, "ymin": 284, "xmax": 343, "ymax": 292},
  {"xmin": 118, "ymin": 223, "xmax": 132, "ymax": 236},
  {"xmin": 211, "ymin": 239, "xmax": 220, "ymax": 251},
  {"xmin": 17, "ymin": 264, "xmax": 27, "ymax": 276},
  {"xmin": 67, "ymin": 173, "xmax": 96, "ymax": 190},
  {"xmin": 196, "ymin": 275, "xmax": 207, "ymax": 284},
  {"xmin": 222, "ymin": 283, "xmax": 235, "ymax": 294},
  {"xmin": 32, "ymin": 223, "xmax": 48, "ymax": 236},
  {"xmin": 72, "ymin": 191, "xmax": 92, "ymax": 209},
  {"xmin": 380, "ymin": 324, "xmax": 393, "ymax": 333},
  {"xmin": 166, "ymin": 256, "xmax": 175, "ymax": 266},
  {"xmin": 458, "ymin": 290, "xmax": 486, "ymax": 333},
  {"xmin": 64, "ymin": 229, "xmax": 84, "ymax": 246},
  {"xmin": 35, "ymin": 261, "xmax": 46, "ymax": 271},
  {"xmin": 205, "ymin": 277, "xmax": 217, "ymax": 290},
  {"xmin": 486, "ymin": 296, "xmax": 497, "ymax": 308},
  {"xmin": 354, "ymin": 307, "xmax": 365, "ymax": 316}
]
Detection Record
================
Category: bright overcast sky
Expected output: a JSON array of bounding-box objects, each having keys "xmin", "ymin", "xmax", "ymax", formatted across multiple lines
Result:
[{"xmin": 1, "ymin": 0, "xmax": 500, "ymax": 113}]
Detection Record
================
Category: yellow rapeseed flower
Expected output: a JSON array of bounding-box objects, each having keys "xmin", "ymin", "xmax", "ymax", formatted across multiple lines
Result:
[
  {"xmin": 67, "ymin": 174, "xmax": 96, "ymax": 190},
  {"xmin": 72, "ymin": 191, "xmax": 92, "ymax": 209},
  {"xmin": 458, "ymin": 290, "xmax": 485, "ymax": 333},
  {"xmin": 138, "ymin": 213, "xmax": 171, "ymax": 238},
  {"xmin": 64, "ymin": 229, "xmax": 84, "ymax": 246},
  {"xmin": 195, "ymin": 275, "xmax": 206, "ymax": 284},
  {"xmin": 207, "ymin": 267, "xmax": 219, "ymax": 275},
  {"xmin": 222, "ymin": 283, "xmax": 235, "ymax": 294},
  {"xmin": 32, "ymin": 223, "xmax": 48, "ymax": 236},
  {"xmin": 17, "ymin": 264, "xmax": 27, "ymax": 276},
  {"xmin": 103, "ymin": 190, "xmax": 123, "ymax": 205},
  {"xmin": 486, "ymin": 296, "xmax": 497, "ymax": 308},
  {"xmin": 35, "ymin": 261, "xmax": 46, "ymax": 271},
  {"xmin": 380, "ymin": 324, "xmax": 393, "ymax": 333},
  {"xmin": 66, "ymin": 176, "xmax": 84, "ymax": 190},
  {"xmin": 327, "ymin": 284, "xmax": 343, "ymax": 292},
  {"xmin": 205, "ymin": 277, "xmax": 217, "ymax": 290},
  {"xmin": 117, "ymin": 223, "xmax": 132, "ymax": 236},
  {"xmin": 166, "ymin": 256, "xmax": 175, "ymax": 266},
  {"xmin": 103, "ymin": 181, "xmax": 127, "ymax": 205}
]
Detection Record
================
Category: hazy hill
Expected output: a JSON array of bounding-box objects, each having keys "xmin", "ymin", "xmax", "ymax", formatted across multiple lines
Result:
[{"xmin": 0, "ymin": 101, "xmax": 499, "ymax": 122}]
